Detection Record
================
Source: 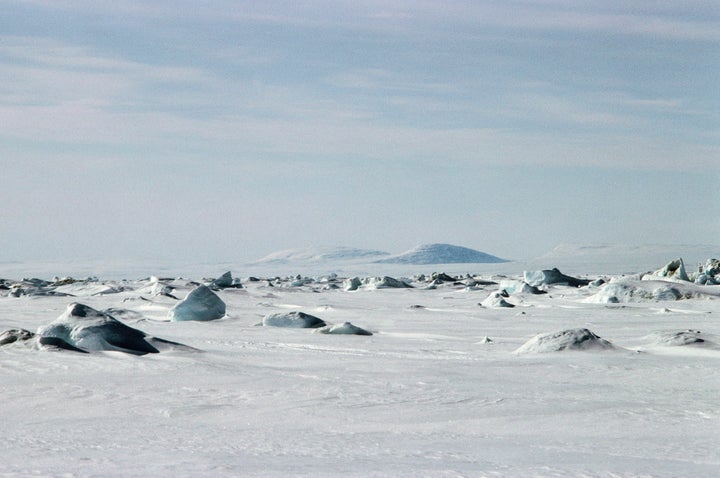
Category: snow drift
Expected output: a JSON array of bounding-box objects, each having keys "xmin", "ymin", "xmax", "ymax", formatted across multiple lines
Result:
[
  {"xmin": 315, "ymin": 322, "xmax": 373, "ymax": 335},
  {"xmin": 262, "ymin": 311, "xmax": 327, "ymax": 328},
  {"xmin": 644, "ymin": 330, "xmax": 710, "ymax": 347},
  {"xmin": 515, "ymin": 328, "xmax": 616, "ymax": 353}
]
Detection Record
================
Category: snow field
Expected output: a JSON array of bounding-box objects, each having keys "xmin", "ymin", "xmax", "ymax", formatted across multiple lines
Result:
[{"xmin": 1, "ymin": 271, "xmax": 719, "ymax": 477}]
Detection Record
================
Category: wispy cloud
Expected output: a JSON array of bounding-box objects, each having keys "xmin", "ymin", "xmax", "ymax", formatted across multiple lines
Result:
[{"xmin": 10, "ymin": 0, "xmax": 719, "ymax": 41}]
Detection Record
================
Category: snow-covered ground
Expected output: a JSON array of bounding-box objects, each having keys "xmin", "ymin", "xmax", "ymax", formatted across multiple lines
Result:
[{"xmin": 2, "ymin": 252, "xmax": 719, "ymax": 477}]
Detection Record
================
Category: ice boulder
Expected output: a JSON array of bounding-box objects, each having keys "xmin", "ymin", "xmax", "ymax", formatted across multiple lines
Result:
[
  {"xmin": 169, "ymin": 285, "xmax": 226, "ymax": 322},
  {"xmin": 0, "ymin": 328, "xmax": 37, "ymax": 346},
  {"xmin": 315, "ymin": 322, "xmax": 373, "ymax": 336},
  {"xmin": 692, "ymin": 258, "xmax": 720, "ymax": 285},
  {"xmin": 262, "ymin": 311, "xmax": 327, "ymax": 328},
  {"xmin": 515, "ymin": 328, "xmax": 615, "ymax": 354},
  {"xmin": 0, "ymin": 328, "xmax": 90, "ymax": 353},
  {"xmin": 362, "ymin": 276, "xmax": 413, "ymax": 289},
  {"xmin": 38, "ymin": 303, "xmax": 193, "ymax": 355},
  {"xmin": 210, "ymin": 271, "xmax": 233, "ymax": 289},
  {"xmin": 646, "ymin": 258, "xmax": 690, "ymax": 282},
  {"xmin": 703, "ymin": 258, "xmax": 720, "ymax": 279},
  {"xmin": 343, "ymin": 277, "xmax": 362, "ymax": 291},
  {"xmin": 523, "ymin": 268, "xmax": 590, "ymax": 287}
]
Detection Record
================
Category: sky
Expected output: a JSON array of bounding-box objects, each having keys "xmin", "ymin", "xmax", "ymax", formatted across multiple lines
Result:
[{"xmin": 1, "ymin": 0, "xmax": 718, "ymax": 267}]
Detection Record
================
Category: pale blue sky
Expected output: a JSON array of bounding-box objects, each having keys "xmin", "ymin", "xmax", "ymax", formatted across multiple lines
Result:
[{"xmin": 1, "ymin": 1, "xmax": 718, "ymax": 265}]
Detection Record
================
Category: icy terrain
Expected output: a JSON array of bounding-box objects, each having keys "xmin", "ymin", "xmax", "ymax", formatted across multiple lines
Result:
[{"xmin": 1, "ymin": 251, "xmax": 720, "ymax": 477}]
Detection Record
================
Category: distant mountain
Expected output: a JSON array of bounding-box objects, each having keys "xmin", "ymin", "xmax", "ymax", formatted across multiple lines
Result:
[
  {"xmin": 375, "ymin": 243, "xmax": 508, "ymax": 265},
  {"xmin": 252, "ymin": 247, "xmax": 390, "ymax": 265}
]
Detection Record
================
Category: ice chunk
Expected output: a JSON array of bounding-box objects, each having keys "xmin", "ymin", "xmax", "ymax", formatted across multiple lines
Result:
[
  {"xmin": 39, "ymin": 303, "xmax": 193, "ymax": 354},
  {"xmin": 211, "ymin": 271, "xmax": 234, "ymax": 288},
  {"xmin": 168, "ymin": 285, "xmax": 226, "ymax": 322},
  {"xmin": 648, "ymin": 258, "xmax": 690, "ymax": 282},
  {"xmin": 0, "ymin": 328, "xmax": 35, "ymax": 346},
  {"xmin": 362, "ymin": 276, "xmax": 413, "ymax": 289},
  {"xmin": 523, "ymin": 268, "xmax": 590, "ymax": 287}
]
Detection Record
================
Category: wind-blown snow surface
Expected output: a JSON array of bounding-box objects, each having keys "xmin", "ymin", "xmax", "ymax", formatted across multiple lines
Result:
[{"xmin": 2, "ymin": 262, "xmax": 720, "ymax": 477}]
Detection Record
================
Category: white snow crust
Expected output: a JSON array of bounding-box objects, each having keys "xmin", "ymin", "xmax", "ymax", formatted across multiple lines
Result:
[{"xmin": 2, "ymin": 254, "xmax": 720, "ymax": 477}]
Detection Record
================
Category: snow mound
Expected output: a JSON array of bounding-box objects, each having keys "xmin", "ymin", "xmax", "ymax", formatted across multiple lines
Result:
[
  {"xmin": 253, "ymin": 247, "xmax": 390, "ymax": 265},
  {"xmin": 523, "ymin": 268, "xmax": 590, "ymax": 287},
  {"xmin": 645, "ymin": 330, "xmax": 709, "ymax": 347},
  {"xmin": 515, "ymin": 328, "xmax": 616, "ymax": 354},
  {"xmin": 587, "ymin": 281, "xmax": 681, "ymax": 303},
  {"xmin": 585, "ymin": 278, "xmax": 720, "ymax": 304},
  {"xmin": 168, "ymin": 285, "xmax": 226, "ymax": 322},
  {"xmin": 498, "ymin": 279, "xmax": 546, "ymax": 295},
  {"xmin": 0, "ymin": 328, "xmax": 36, "ymax": 346},
  {"xmin": 375, "ymin": 243, "xmax": 508, "ymax": 265},
  {"xmin": 37, "ymin": 303, "xmax": 193, "ymax": 355},
  {"xmin": 315, "ymin": 322, "xmax": 373, "ymax": 336},
  {"xmin": 262, "ymin": 311, "xmax": 327, "ymax": 328},
  {"xmin": 480, "ymin": 291, "xmax": 515, "ymax": 308},
  {"xmin": 53, "ymin": 282, "xmax": 123, "ymax": 296}
]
